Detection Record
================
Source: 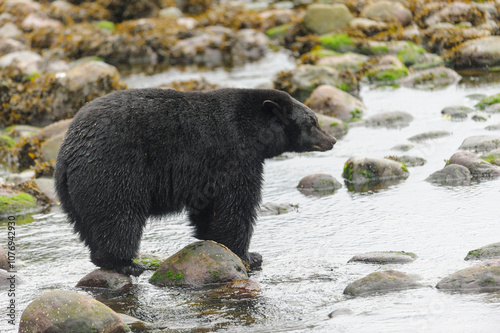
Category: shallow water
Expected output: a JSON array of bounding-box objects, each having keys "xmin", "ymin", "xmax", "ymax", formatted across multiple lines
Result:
[{"xmin": 2, "ymin": 51, "xmax": 500, "ymax": 332}]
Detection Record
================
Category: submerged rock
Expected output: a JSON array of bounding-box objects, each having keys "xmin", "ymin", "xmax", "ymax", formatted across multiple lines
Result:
[
  {"xmin": 348, "ymin": 251, "xmax": 417, "ymax": 264},
  {"xmin": 465, "ymin": 243, "xmax": 500, "ymax": 261},
  {"xmin": 305, "ymin": 85, "xmax": 365, "ymax": 122},
  {"xmin": 259, "ymin": 202, "xmax": 299, "ymax": 216},
  {"xmin": 426, "ymin": 165, "xmax": 471, "ymax": 186},
  {"xmin": 19, "ymin": 290, "xmax": 130, "ymax": 333},
  {"xmin": 436, "ymin": 259, "xmax": 500, "ymax": 293},
  {"xmin": 362, "ymin": 111, "xmax": 413, "ymax": 129},
  {"xmin": 344, "ymin": 270, "xmax": 421, "ymax": 296},
  {"xmin": 459, "ymin": 136, "xmax": 500, "ymax": 153},
  {"xmin": 76, "ymin": 269, "xmax": 133, "ymax": 291},
  {"xmin": 149, "ymin": 241, "xmax": 248, "ymax": 287},
  {"xmin": 386, "ymin": 155, "xmax": 426, "ymax": 167},
  {"xmin": 441, "ymin": 105, "xmax": 474, "ymax": 120},
  {"xmin": 210, "ymin": 279, "xmax": 261, "ymax": 298},
  {"xmin": 303, "ymin": 4, "xmax": 353, "ymax": 35},
  {"xmin": 408, "ymin": 130, "xmax": 452, "ymax": 142},
  {"xmin": 297, "ymin": 173, "xmax": 342, "ymax": 196}
]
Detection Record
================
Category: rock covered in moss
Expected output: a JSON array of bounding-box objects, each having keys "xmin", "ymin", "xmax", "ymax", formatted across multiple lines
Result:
[
  {"xmin": 303, "ymin": 4, "xmax": 353, "ymax": 35},
  {"xmin": 344, "ymin": 270, "xmax": 421, "ymax": 296},
  {"xmin": 305, "ymin": 85, "xmax": 365, "ymax": 122},
  {"xmin": 436, "ymin": 259, "xmax": 500, "ymax": 293},
  {"xmin": 363, "ymin": 55, "xmax": 409, "ymax": 84},
  {"xmin": 342, "ymin": 157, "xmax": 409, "ymax": 186},
  {"xmin": 0, "ymin": 188, "xmax": 38, "ymax": 217},
  {"xmin": 297, "ymin": 173, "xmax": 342, "ymax": 197},
  {"xmin": 19, "ymin": 290, "xmax": 130, "ymax": 333},
  {"xmin": 481, "ymin": 148, "xmax": 500, "ymax": 166},
  {"xmin": 401, "ymin": 67, "xmax": 461, "ymax": 89},
  {"xmin": 459, "ymin": 136, "xmax": 500, "ymax": 153},
  {"xmin": 149, "ymin": 241, "xmax": 248, "ymax": 287},
  {"xmin": 448, "ymin": 151, "xmax": 500, "ymax": 179},
  {"xmin": 348, "ymin": 251, "xmax": 417, "ymax": 264},
  {"xmin": 76, "ymin": 269, "xmax": 133, "ymax": 291},
  {"xmin": 475, "ymin": 93, "xmax": 500, "ymax": 112},
  {"xmin": 133, "ymin": 253, "xmax": 167, "ymax": 270},
  {"xmin": 465, "ymin": 243, "xmax": 500, "ymax": 261}
]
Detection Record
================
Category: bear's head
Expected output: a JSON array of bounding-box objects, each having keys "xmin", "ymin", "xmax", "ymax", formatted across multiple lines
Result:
[{"xmin": 259, "ymin": 93, "xmax": 336, "ymax": 157}]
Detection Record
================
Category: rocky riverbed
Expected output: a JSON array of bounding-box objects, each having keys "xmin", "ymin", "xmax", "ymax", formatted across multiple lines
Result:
[{"xmin": 1, "ymin": 0, "xmax": 500, "ymax": 332}]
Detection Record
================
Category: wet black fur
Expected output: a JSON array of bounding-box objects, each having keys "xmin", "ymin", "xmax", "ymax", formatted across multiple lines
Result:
[{"xmin": 54, "ymin": 88, "xmax": 336, "ymax": 276}]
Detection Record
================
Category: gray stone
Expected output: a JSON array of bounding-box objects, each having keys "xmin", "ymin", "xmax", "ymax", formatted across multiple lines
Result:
[
  {"xmin": 41, "ymin": 133, "xmax": 64, "ymax": 162},
  {"xmin": 159, "ymin": 7, "xmax": 183, "ymax": 18},
  {"xmin": 360, "ymin": 1, "xmax": 413, "ymax": 26},
  {"xmin": 436, "ymin": 259, "xmax": 500, "ymax": 293},
  {"xmin": 317, "ymin": 53, "xmax": 369, "ymax": 72},
  {"xmin": 465, "ymin": 243, "xmax": 500, "ymax": 261},
  {"xmin": 21, "ymin": 12, "xmax": 62, "ymax": 32},
  {"xmin": 408, "ymin": 130, "xmax": 452, "ymax": 142},
  {"xmin": 0, "ymin": 38, "xmax": 27, "ymax": 55},
  {"xmin": 305, "ymin": 84, "xmax": 366, "ymax": 122},
  {"xmin": 449, "ymin": 151, "xmax": 500, "ymax": 179},
  {"xmin": 316, "ymin": 113, "xmax": 348, "ymax": 138},
  {"xmin": 454, "ymin": 36, "xmax": 500, "ymax": 68},
  {"xmin": 0, "ymin": 22, "xmax": 22, "ymax": 39},
  {"xmin": 34, "ymin": 177, "xmax": 57, "ymax": 203},
  {"xmin": 0, "ymin": 246, "xmax": 8, "ymax": 271},
  {"xmin": 441, "ymin": 105, "xmax": 473, "ymax": 120},
  {"xmin": 304, "ymin": 4, "xmax": 354, "ymax": 35},
  {"xmin": 76, "ymin": 269, "xmax": 133, "ymax": 291},
  {"xmin": 363, "ymin": 111, "xmax": 413, "ymax": 129},
  {"xmin": 259, "ymin": 203, "xmax": 299, "ymax": 216},
  {"xmin": 387, "ymin": 155, "xmax": 426, "ymax": 167},
  {"xmin": 344, "ymin": 270, "xmax": 421, "ymax": 296},
  {"xmin": 364, "ymin": 55, "xmax": 408, "ymax": 83},
  {"xmin": 348, "ymin": 251, "xmax": 417, "ymax": 264},
  {"xmin": 342, "ymin": 157, "xmax": 409, "ymax": 185},
  {"xmin": 297, "ymin": 173, "xmax": 342, "ymax": 196},
  {"xmin": 425, "ymin": 164, "xmax": 472, "ymax": 186},
  {"xmin": 391, "ymin": 144, "xmax": 413, "ymax": 152},
  {"xmin": 459, "ymin": 135, "xmax": 500, "ymax": 152},
  {"xmin": 19, "ymin": 290, "xmax": 130, "ymax": 332},
  {"xmin": 401, "ymin": 67, "xmax": 461, "ymax": 89},
  {"xmin": 0, "ymin": 50, "xmax": 42, "ymax": 74}
]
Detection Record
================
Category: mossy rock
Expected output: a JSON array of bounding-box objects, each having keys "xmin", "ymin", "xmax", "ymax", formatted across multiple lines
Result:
[
  {"xmin": 481, "ymin": 149, "xmax": 500, "ymax": 166},
  {"xmin": 386, "ymin": 155, "xmax": 426, "ymax": 167},
  {"xmin": 133, "ymin": 253, "xmax": 167, "ymax": 270},
  {"xmin": 436, "ymin": 259, "xmax": 500, "ymax": 293},
  {"xmin": 344, "ymin": 270, "xmax": 421, "ymax": 296},
  {"xmin": 459, "ymin": 136, "xmax": 500, "ymax": 153},
  {"xmin": 297, "ymin": 173, "xmax": 342, "ymax": 197},
  {"xmin": 0, "ymin": 188, "xmax": 38, "ymax": 217},
  {"xmin": 149, "ymin": 241, "xmax": 248, "ymax": 287},
  {"xmin": 319, "ymin": 33, "xmax": 356, "ymax": 53},
  {"xmin": 266, "ymin": 24, "xmax": 291, "ymax": 39},
  {"xmin": 19, "ymin": 290, "xmax": 130, "ymax": 333},
  {"xmin": 362, "ymin": 111, "xmax": 413, "ymax": 129},
  {"xmin": 465, "ymin": 243, "xmax": 500, "ymax": 261},
  {"xmin": 363, "ymin": 55, "xmax": 409, "ymax": 84},
  {"xmin": 475, "ymin": 93, "xmax": 500, "ymax": 110},
  {"xmin": 0, "ymin": 135, "xmax": 16, "ymax": 148}
]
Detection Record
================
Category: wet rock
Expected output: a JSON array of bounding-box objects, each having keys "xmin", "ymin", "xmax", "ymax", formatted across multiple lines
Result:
[
  {"xmin": 0, "ymin": 269, "xmax": 15, "ymax": 288},
  {"xmin": 426, "ymin": 164, "xmax": 471, "ymax": 186},
  {"xmin": 401, "ymin": 67, "xmax": 461, "ymax": 89},
  {"xmin": 316, "ymin": 113, "xmax": 348, "ymax": 138},
  {"xmin": 441, "ymin": 105, "xmax": 473, "ymax": 120},
  {"xmin": 436, "ymin": 259, "xmax": 500, "ymax": 293},
  {"xmin": 303, "ymin": 4, "xmax": 353, "ymax": 35},
  {"xmin": 465, "ymin": 243, "xmax": 500, "ymax": 261},
  {"xmin": 133, "ymin": 253, "xmax": 167, "ymax": 270},
  {"xmin": 344, "ymin": 270, "xmax": 421, "ymax": 296},
  {"xmin": 19, "ymin": 290, "xmax": 130, "ymax": 333},
  {"xmin": 21, "ymin": 12, "xmax": 63, "ymax": 32},
  {"xmin": 0, "ymin": 51, "xmax": 42, "ymax": 75},
  {"xmin": 317, "ymin": 53, "xmax": 369, "ymax": 72},
  {"xmin": 210, "ymin": 279, "xmax": 261, "ymax": 298},
  {"xmin": 0, "ymin": 246, "xmax": 8, "ymax": 271},
  {"xmin": 348, "ymin": 251, "xmax": 417, "ymax": 264},
  {"xmin": 297, "ymin": 173, "xmax": 342, "ymax": 197},
  {"xmin": 342, "ymin": 157, "xmax": 409, "ymax": 189},
  {"xmin": 149, "ymin": 241, "xmax": 248, "ymax": 287},
  {"xmin": 360, "ymin": 1, "xmax": 413, "ymax": 26},
  {"xmin": 459, "ymin": 135, "xmax": 500, "ymax": 153},
  {"xmin": 349, "ymin": 18, "xmax": 388, "ymax": 36},
  {"xmin": 328, "ymin": 308, "xmax": 354, "ymax": 318},
  {"xmin": 448, "ymin": 151, "xmax": 500, "ymax": 179},
  {"xmin": 408, "ymin": 130, "xmax": 452, "ymax": 142},
  {"xmin": 363, "ymin": 111, "xmax": 413, "ymax": 129},
  {"xmin": 386, "ymin": 155, "xmax": 426, "ymax": 167},
  {"xmin": 305, "ymin": 85, "xmax": 365, "ymax": 122},
  {"xmin": 0, "ymin": 187, "xmax": 38, "ymax": 217},
  {"xmin": 424, "ymin": 2, "xmax": 485, "ymax": 27},
  {"xmin": 363, "ymin": 55, "xmax": 409, "ymax": 84},
  {"xmin": 475, "ymin": 93, "xmax": 500, "ymax": 111},
  {"xmin": 453, "ymin": 36, "xmax": 500, "ymax": 69},
  {"xmin": 391, "ymin": 144, "xmax": 413, "ymax": 152},
  {"xmin": 76, "ymin": 269, "xmax": 133, "ymax": 291},
  {"xmin": 259, "ymin": 203, "xmax": 299, "ymax": 216},
  {"xmin": 176, "ymin": 0, "xmax": 212, "ymax": 15}
]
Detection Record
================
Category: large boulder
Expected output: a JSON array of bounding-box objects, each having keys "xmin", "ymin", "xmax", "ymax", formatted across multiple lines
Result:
[
  {"xmin": 453, "ymin": 36, "xmax": 500, "ymax": 69},
  {"xmin": 19, "ymin": 290, "xmax": 130, "ymax": 332},
  {"xmin": 149, "ymin": 241, "xmax": 248, "ymax": 287},
  {"xmin": 305, "ymin": 85, "xmax": 366, "ymax": 122},
  {"xmin": 448, "ymin": 151, "xmax": 500, "ymax": 179},
  {"xmin": 436, "ymin": 259, "xmax": 500, "ymax": 293},
  {"xmin": 344, "ymin": 270, "xmax": 421, "ymax": 296},
  {"xmin": 342, "ymin": 157, "xmax": 409, "ymax": 189},
  {"xmin": 303, "ymin": 4, "xmax": 354, "ymax": 35}
]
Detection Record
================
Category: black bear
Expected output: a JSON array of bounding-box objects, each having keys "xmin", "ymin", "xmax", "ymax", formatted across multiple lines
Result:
[{"xmin": 55, "ymin": 88, "xmax": 336, "ymax": 276}]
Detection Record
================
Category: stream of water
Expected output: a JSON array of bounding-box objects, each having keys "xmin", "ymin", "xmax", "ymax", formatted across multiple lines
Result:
[{"xmin": 2, "ymin": 51, "xmax": 500, "ymax": 332}]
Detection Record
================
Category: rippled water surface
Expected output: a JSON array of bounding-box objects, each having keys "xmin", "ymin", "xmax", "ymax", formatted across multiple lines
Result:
[{"xmin": 2, "ymin": 52, "xmax": 500, "ymax": 332}]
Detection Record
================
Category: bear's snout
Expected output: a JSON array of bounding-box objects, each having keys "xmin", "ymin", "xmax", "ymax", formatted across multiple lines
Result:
[{"xmin": 310, "ymin": 127, "xmax": 336, "ymax": 152}]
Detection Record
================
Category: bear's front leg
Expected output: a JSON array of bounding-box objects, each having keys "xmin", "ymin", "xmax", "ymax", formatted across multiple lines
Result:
[{"xmin": 188, "ymin": 195, "xmax": 262, "ymax": 270}]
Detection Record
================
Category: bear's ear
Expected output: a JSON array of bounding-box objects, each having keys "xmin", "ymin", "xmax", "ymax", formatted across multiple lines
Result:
[{"xmin": 262, "ymin": 100, "xmax": 281, "ymax": 113}]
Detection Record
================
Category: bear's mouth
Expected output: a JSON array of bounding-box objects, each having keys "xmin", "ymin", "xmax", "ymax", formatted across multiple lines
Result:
[{"xmin": 312, "ymin": 145, "xmax": 324, "ymax": 151}]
